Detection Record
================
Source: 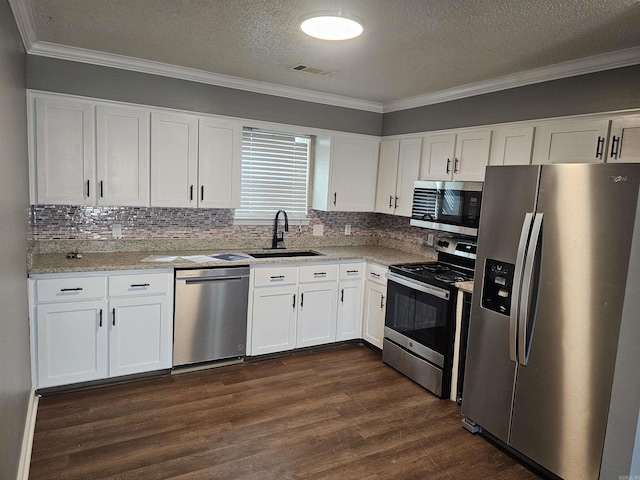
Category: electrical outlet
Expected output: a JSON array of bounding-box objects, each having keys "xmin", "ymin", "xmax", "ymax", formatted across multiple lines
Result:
[
  {"xmin": 313, "ymin": 224, "xmax": 324, "ymax": 236},
  {"xmin": 427, "ymin": 233, "xmax": 434, "ymax": 246},
  {"xmin": 112, "ymin": 224, "xmax": 123, "ymax": 239},
  {"xmin": 344, "ymin": 224, "xmax": 351, "ymax": 235}
]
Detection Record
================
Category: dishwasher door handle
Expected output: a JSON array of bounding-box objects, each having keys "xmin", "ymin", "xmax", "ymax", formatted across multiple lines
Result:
[{"xmin": 183, "ymin": 276, "xmax": 246, "ymax": 284}]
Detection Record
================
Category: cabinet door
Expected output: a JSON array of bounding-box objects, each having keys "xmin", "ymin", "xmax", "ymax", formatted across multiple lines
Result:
[
  {"xmin": 362, "ymin": 281, "xmax": 386, "ymax": 349},
  {"xmin": 297, "ymin": 283, "xmax": 338, "ymax": 348},
  {"xmin": 608, "ymin": 115, "xmax": 640, "ymax": 163},
  {"xmin": 198, "ymin": 118, "xmax": 242, "ymax": 208},
  {"xmin": 453, "ymin": 130, "xmax": 492, "ymax": 181},
  {"xmin": 421, "ymin": 133, "xmax": 456, "ymax": 181},
  {"xmin": 35, "ymin": 300, "xmax": 107, "ymax": 388},
  {"xmin": 532, "ymin": 119, "xmax": 610, "ymax": 164},
  {"xmin": 374, "ymin": 139, "xmax": 400, "ymax": 214},
  {"xmin": 96, "ymin": 106, "xmax": 150, "ymax": 206},
  {"xmin": 250, "ymin": 286, "xmax": 298, "ymax": 355},
  {"xmin": 330, "ymin": 136, "xmax": 379, "ymax": 211},
  {"xmin": 109, "ymin": 295, "xmax": 173, "ymax": 377},
  {"xmin": 490, "ymin": 126, "xmax": 535, "ymax": 166},
  {"xmin": 34, "ymin": 97, "xmax": 95, "ymax": 205},
  {"xmin": 394, "ymin": 137, "xmax": 422, "ymax": 216},
  {"xmin": 336, "ymin": 280, "xmax": 363, "ymax": 341},
  {"xmin": 150, "ymin": 112, "xmax": 198, "ymax": 207}
]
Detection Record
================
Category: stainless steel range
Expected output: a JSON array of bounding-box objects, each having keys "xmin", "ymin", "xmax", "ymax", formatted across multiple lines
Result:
[{"xmin": 382, "ymin": 238, "xmax": 476, "ymax": 398}]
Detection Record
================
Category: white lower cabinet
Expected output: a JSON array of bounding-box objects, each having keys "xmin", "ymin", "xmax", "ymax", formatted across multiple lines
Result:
[
  {"xmin": 249, "ymin": 262, "xmax": 366, "ymax": 355},
  {"xmin": 362, "ymin": 263, "xmax": 388, "ymax": 349},
  {"xmin": 30, "ymin": 269, "xmax": 173, "ymax": 389},
  {"xmin": 251, "ymin": 285, "xmax": 298, "ymax": 356},
  {"xmin": 336, "ymin": 263, "xmax": 364, "ymax": 341}
]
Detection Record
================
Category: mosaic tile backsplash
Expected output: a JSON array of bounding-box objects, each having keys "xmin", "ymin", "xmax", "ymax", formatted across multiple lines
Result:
[{"xmin": 30, "ymin": 205, "xmax": 435, "ymax": 253}]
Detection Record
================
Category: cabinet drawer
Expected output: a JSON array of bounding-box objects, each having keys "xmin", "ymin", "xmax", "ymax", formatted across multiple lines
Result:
[
  {"xmin": 299, "ymin": 264, "xmax": 338, "ymax": 283},
  {"xmin": 109, "ymin": 273, "xmax": 171, "ymax": 297},
  {"xmin": 254, "ymin": 266, "xmax": 299, "ymax": 287},
  {"xmin": 339, "ymin": 263, "xmax": 364, "ymax": 280},
  {"xmin": 366, "ymin": 263, "xmax": 388, "ymax": 285},
  {"xmin": 36, "ymin": 276, "xmax": 107, "ymax": 303}
]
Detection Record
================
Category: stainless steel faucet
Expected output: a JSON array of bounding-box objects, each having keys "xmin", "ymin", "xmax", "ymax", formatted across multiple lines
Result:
[{"xmin": 272, "ymin": 209, "xmax": 289, "ymax": 249}]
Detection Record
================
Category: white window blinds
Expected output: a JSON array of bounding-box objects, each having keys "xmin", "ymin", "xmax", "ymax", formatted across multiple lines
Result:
[{"xmin": 236, "ymin": 127, "xmax": 310, "ymax": 220}]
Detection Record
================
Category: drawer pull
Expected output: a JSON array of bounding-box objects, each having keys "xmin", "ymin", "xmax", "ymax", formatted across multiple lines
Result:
[
  {"xmin": 371, "ymin": 272, "xmax": 380, "ymax": 278},
  {"xmin": 60, "ymin": 287, "xmax": 83, "ymax": 292},
  {"xmin": 270, "ymin": 275, "xmax": 285, "ymax": 280},
  {"xmin": 346, "ymin": 270, "xmax": 359, "ymax": 274},
  {"xmin": 313, "ymin": 272, "xmax": 327, "ymax": 277},
  {"xmin": 130, "ymin": 283, "xmax": 150, "ymax": 288}
]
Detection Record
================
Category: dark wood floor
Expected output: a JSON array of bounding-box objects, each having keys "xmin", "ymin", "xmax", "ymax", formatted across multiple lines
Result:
[{"xmin": 30, "ymin": 344, "xmax": 545, "ymax": 480}]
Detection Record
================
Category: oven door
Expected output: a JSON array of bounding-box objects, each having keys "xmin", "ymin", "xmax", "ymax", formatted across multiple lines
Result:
[{"xmin": 384, "ymin": 273, "xmax": 452, "ymax": 367}]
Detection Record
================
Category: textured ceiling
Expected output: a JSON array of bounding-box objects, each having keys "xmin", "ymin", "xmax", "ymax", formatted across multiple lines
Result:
[{"xmin": 28, "ymin": 0, "xmax": 640, "ymax": 105}]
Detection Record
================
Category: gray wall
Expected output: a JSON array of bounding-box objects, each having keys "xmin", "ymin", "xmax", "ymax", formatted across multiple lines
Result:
[
  {"xmin": 26, "ymin": 55, "xmax": 383, "ymax": 136},
  {"xmin": 0, "ymin": 1, "xmax": 32, "ymax": 478},
  {"xmin": 382, "ymin": 64, "xmax": 640, "ymax": 135}
]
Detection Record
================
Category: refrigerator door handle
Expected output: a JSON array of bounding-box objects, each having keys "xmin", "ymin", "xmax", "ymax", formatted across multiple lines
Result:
[
  {"xmin": 510, "ymin": 212, "xmax": 534, "ymax": 362},
  {"xmin": 518, "ymin": 213, "xmax": 543, "ymax": 366}
]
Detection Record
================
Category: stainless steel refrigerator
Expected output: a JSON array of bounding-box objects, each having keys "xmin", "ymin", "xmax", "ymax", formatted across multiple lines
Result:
[{"xmin": 462, "ymin": 164, "xmax": 640, "ymax": 480}]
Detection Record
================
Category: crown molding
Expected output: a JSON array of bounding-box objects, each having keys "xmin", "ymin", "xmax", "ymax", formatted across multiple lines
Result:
[
  {"xmin": 27, "ymin": 42, "xmax": 385, "ymax": 114},
  {"xmin": 7, "ymin": 0, "xmax": 36, "ymax": 51},
  {"xmin": 382, "ymin": 46, "xmax": 640, "ymax": 113}
]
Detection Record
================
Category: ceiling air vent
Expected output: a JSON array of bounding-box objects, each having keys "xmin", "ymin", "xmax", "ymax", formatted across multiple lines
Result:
[{"xmin": 289, "ymin": 64, "xmax": 334, "ymax": 76}]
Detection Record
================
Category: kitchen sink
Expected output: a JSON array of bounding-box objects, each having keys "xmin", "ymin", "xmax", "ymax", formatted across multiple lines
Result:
[{"xmin": 246, "ymin": 250, "xmax": 324, "ymax": 259}]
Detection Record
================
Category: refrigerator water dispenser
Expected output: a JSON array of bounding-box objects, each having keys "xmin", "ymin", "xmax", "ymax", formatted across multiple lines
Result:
[{"xmin": 482, "ymin": 259, "xmax": 515, "ymax": 315}]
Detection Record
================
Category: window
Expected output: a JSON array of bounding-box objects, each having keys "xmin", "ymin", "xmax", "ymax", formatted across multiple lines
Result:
[{"xmin": 235, "ymin": 127, "xmax": 311, "ymax": 222}]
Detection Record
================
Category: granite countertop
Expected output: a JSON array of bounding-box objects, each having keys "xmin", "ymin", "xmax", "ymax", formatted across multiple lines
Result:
[
  {"xmin": 455, "ymin": 280, "xmax": 474, "ymax": 294},
  {"xmin": 29, "ymin": 245, "xmax": 437, "ymax": 275}
]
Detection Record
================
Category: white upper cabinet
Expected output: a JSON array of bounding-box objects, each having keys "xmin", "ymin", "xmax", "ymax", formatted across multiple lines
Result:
[
  {"xmin": 34, "ymin": 97, "xmax": 95, "ymax": 205},
  {"xmin": 375, "ymin": 137, "xmax": 422, "ymax": 217},
  {"xmin": 490, "ymin": 126, "xmax": 535, "ymax": 166},
  {"xmin": 421, "ymin": 130, "xmax": 491, "ymax": 181},
  {"xmin": 374, "ymin": 139, "xmax": 400, "ymax": 214},
  {"xmin": 607, "ymin": 115, "xmax": 640, "ymax": 163},
  {"xmin": 532, "ymin": 119, "xmax": 611, "ymax": 164},
  {"xmin": 150, "ymin": 112, "xmax": 198, "ymax": 207},
  {"xmin": 150, "ymin": 113, "xmax": 241, "ymax": 209},
  {"xmin": 313, "ymin": 135, "xmax": 380, "ymax": 212},
  {"xmin": 197, "ymin": 118, "xmax": 242, "ymax": 209},
  {"xmin": 96, "ymin": 106, "xmax": 150, "ymax": 206}
]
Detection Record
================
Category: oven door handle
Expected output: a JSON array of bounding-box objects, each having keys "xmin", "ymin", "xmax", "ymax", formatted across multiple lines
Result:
[{"xmin": 386, "ymin": 272, "xmax": 450, "ymax": 300}]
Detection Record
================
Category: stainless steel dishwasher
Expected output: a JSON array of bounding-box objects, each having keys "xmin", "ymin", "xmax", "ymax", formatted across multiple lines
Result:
[{"xmin": 173, "ymin": 266, "xmax": 249, "ymax": 367}]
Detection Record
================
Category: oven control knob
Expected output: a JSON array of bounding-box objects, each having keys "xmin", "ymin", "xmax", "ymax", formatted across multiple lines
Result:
[
  {"xmin": 409, "ymin": 341, "xmax": 413, "ymax": 347},
  {"xmin": 437, "ymin": 240, "xmax": 449, "ymax": 248}
]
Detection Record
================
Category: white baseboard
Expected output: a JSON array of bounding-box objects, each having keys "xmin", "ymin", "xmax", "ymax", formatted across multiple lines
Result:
[{"xmin": 17, "ymin": 391, "xmax": 38, "ymax": 480}]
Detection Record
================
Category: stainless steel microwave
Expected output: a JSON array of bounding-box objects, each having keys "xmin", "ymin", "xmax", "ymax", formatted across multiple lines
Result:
[{"xmin": 410, "ymin": 181, "xmax": 483, "ymax": 236}]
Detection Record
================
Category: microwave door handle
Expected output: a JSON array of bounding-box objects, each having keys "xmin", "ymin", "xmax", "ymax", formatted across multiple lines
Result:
[
  {"xmin": 518, "ymin": 213, "xmax": 543, "ymax": 366},
  {"xmin": 510, "ymin": 212, "xmax": 534, "ymax": 363}
]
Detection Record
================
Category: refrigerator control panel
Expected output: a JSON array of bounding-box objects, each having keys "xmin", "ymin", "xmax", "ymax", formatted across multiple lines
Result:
[{"xmin": 482, "ymin": 259, "xmax": 515, "ymax": 315}]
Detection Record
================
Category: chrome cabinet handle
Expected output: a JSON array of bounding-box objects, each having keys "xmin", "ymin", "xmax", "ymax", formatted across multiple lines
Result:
[
  {"xmin": 610, "ymin": 136, "xmax": 620, "ymax": 159},
  {"xmin": 595, "ymin": 136, "xmax": 605, "ymax": 159}
]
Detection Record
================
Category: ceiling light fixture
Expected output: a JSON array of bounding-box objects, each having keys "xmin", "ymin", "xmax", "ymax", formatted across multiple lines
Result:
[{"xmin": 300, "ymin": 12, "xmax": 364, "ymax": 41}]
